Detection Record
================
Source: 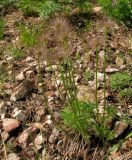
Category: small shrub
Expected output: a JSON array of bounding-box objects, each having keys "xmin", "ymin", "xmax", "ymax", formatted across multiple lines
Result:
[
  {"xmin": 110, "ymin": 72, "xmax": 132, "ymax": 91},
  {"xmin": 98, "ymin": 0, "xmax": 132, "ymax": 27},
  {"xmin": 0, "ymin": 18, "xmax": 4, "ymax": 39}
]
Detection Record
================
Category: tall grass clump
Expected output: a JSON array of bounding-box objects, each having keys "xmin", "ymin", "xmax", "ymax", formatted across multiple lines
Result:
[
  {"xmin": 42, "ymin": 17, "xmax": 117, "ymax": 141},
  {"xmin": 98, "ymin": 0, "xmax": 132, "ymax": 28},
  {"xmin": 37, "ymin": 17, "xmax": 120, "ymax": 144}
]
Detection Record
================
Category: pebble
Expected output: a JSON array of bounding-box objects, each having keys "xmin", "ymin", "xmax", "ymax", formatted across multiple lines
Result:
[
  {"xmin": 8, "ymin": 153, "xmax": 20, "ymax": 160},
  {"xmin": 114, "ymin": 121, "xmax": 128, "ymax": 138},
  {"xmin": 3, "ymin": 118, "xmax": 21, "ymax": 133}
]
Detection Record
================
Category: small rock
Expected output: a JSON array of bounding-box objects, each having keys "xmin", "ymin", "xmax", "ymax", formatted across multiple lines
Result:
[
  {"xmin": 120, "ymin": 65, "xmax": 126, "ymax": 70},
  {"xmin": 45, "ymin": 115, "xmax": 52, "ymax": 125},
  {"xmin": 0, "ymin": 101, "xmax": 7, "ymax": 114},
  {"xmin": 8, "ymin": 153, "xmax": 20, "ymax": 160},
  {"xmin": 18, "ymin": 126, "xmax": 37, "ymax": 144},
  {"xmin": 114, "ymin": 121, "xmax": 128, "ymax": 138},
  {"xmin": 18, "ymin": 130, "xmax": 29, "ymax": 144},
  {"xmin": 13, "ymin": 109, "xmax": 26, "ymax": 121},
  {"xmin": 0, "ymin": 101, "xmax": 4, "ymax": 109},
  {"xmin": 77, "ymin": 85, "xmax": 96, "ymax": 103},
  {"xmin": 10, "ymin": 79, "xmax": 35, "ymax": 101},
  {"xmin": 34, "ymin": 133, "xmax": 44, "ymax": 150},
  {"xmin": 15, "ymin": 72, "xmax": 24, "ymax": 81},
  {"xmin": 26, "ymin": 56, "xmax": 34, "ymax": 63},
  {"xmin": 3, "ymin": 118, "xmax": 21, "ymax": 133},
  {"xmin": 93, "ymin": 7, "xmax": 102, "ymax": 13},
  {"xmin": 94, "ymin": 72, "xmax": 108, "ymax": 82},
  {"xmin": 55, "ymin": 79, "xmax": 62, "ymax": 87},
  {"xmin": 6, "ymin": 56, "xmax": 13, "ymax": 61},
  {"xmin": 106, "ymin": 67, "xmax": 119, "ymax": 73}
]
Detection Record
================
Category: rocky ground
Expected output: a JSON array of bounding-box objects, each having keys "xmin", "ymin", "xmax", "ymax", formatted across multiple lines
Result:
[{"xmin": 0, "ymin": 5, "xmax": 132, "ymax": 160}]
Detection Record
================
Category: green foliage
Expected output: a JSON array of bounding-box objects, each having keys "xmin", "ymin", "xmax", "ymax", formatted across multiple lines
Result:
[
  {"xmin": 76, "ymin": 0, "xmax": 92, "ymax": 13},
  {"xmin": 60, "ymin": 58, "xmax": 116, "ymax": 141},
  {"xmin": 98, "ymin": 0, "xmax": 132, "ymax": 27},
  {"xmin": 17, "ymin": 0, "xmax": 42, "ymax": 16},
  {"xmin": 0, "ymin": 18, "xmax": 4, "ymax": 39},
  {"xmin": 119, "ymin": 88, "xmax": 132, "ymax": 102},
  {"xmin": 9, "ymin": 45, "xmax": 24, "ymax": 59},
  {"xmin": 39, "ymin": 1, "xmax": 61, "ymax": 19},
  {"xmin": 18, "ymin": 0, "xmax": 92, "ymax": 19},
  {"xmin": 19, "ymin": 25, "xmax": 38, "ymax": 47},
  {"xmin": 61, "ymin": 101, "xmax": 96, "ymax": 139},
  {"xmin": 110, "ymin": 72, "xmax": 132, "ymax": 91},
  {"xmin": 0, "ymin": 0, "xmax": 16, "ymax": 8},
  {"xmin": 61, "ymin": 100, "xmax": 117, "ymax": 141}
]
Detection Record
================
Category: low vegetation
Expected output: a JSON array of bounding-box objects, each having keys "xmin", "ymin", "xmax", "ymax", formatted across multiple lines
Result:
[{"xmin": 0, "ymin": 0, "xmax": 131, "ymax": 159}]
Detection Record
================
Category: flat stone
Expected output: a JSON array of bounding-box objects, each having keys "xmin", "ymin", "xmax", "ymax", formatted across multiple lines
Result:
[
  {"xmin": 3, "ymin": 118, "xmax": 21, "ymax": 133},
  {"xmin": 15, "ymin": 72, "xmax": 24, "ymax": 81},
  {"xmin": 10, "ymin": 79, "xmax": 35, "ymax": 101},
  {"xmin": 8, "ymin": 153, "xmax": 20, "ymax": 160},
  {"xmin": 114, "ymin": 121, "xmax": 128, "ymax": 138},
  {"xmin": 106, "ymin": 67, "xmax": 119, "ymax": 73}
]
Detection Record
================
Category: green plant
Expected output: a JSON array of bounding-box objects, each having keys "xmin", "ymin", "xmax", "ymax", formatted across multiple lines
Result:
[
  {"xmin": 39, "ymin": 0, "xmax": 61, "ymax": 19},
  {"xmin": 98, "ymin": 0, "xmax": 132, "ymax": 27},
  {"xmin": 110, "ymin": 72, "xmax": 132, "ymax": 91},
  {"xmin": 119, "ymin": 88, "xmax": 132, "ymax": 102},
  {"xmin": 19, "ymin": 25, "xmax": 38, "ymax": 47},
  {"xmin": 17, "ymin": 0, "xmax": 42, "ymax": 16},
  {"xmin": 9, "ymin": 45, "xmax": 24, "ymax": 59},
  {"xmin": 0, "ymin": 18, "xmax": 4, "ymax": 39},
  {"xmin": 0, "ymin": 0, "xmax": 16, "ymax": 9},
  {"xmin": 18, "ymin": 0, "xmax": 92, "ymax": 19},
  {"xmin": 60, "ymin": 57, "xmax": 117, "ymax": 141}
]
